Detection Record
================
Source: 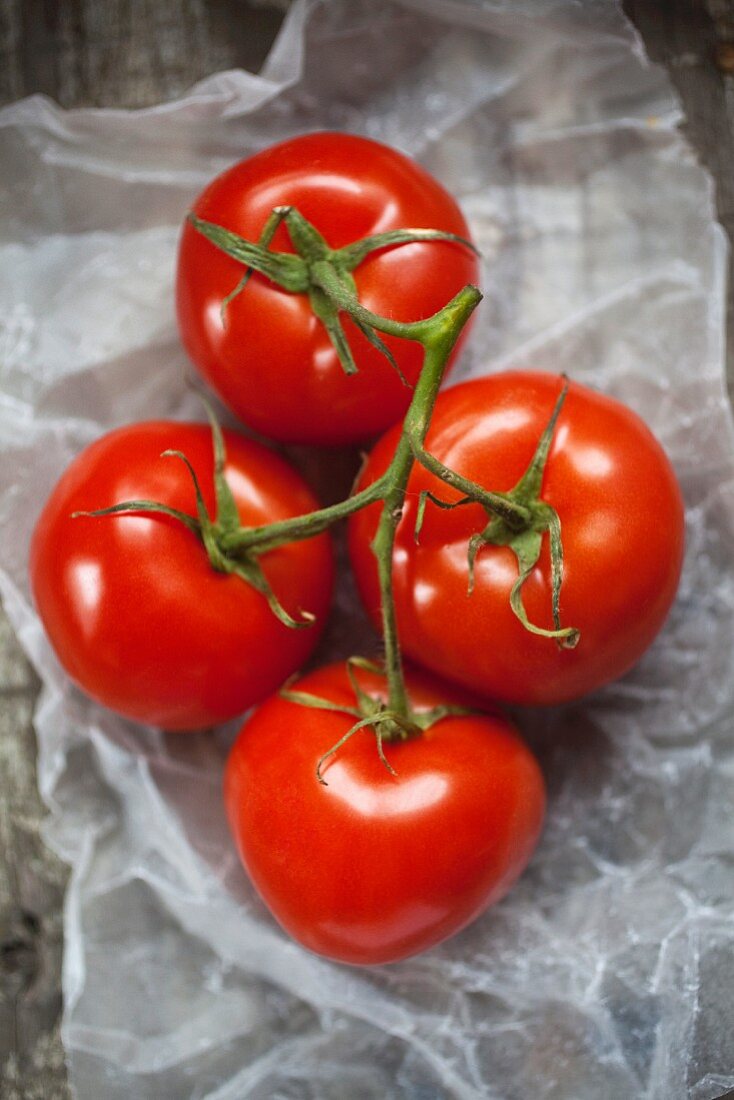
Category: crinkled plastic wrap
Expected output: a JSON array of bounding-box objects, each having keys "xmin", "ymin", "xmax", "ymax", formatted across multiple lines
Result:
[{"xmin": 1, "ymin": 1, "xmax": 733, "ymax": 1097}]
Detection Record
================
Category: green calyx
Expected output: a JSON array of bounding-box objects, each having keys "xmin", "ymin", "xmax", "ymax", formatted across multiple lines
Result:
[
  {"xmin": 417, "ymin": 380, "xmax": 580, "ymax": 648},
  {"xmin": 281, "ymin": 658, "xmax": 476, "ymax": 784},
  {"xmin": 189, "ymin": 205, "xmax": 478, "ymax": 382},
  {"xmin": 72, "ymin": 399, "xmax": 315, "ymax": 632}
]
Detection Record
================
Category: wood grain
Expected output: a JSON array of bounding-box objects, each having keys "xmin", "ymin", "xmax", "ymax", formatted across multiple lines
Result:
[
  {"xmin": 0, "ymin": 0, "xmax": 285, "ymax": 108},
  {"xmin": 624, "ymin": 0, "xmax": 734, "ymax": 386},
  {"xmin": 0, "ymin": 627, "xmax": 68, "ymax": 1099},
  {"xmin": 0, "ymin": 1, "xmax": 732, "ymax": 1096}
]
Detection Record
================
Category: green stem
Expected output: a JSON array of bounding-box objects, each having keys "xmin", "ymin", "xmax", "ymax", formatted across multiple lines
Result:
[
  {"xmin": 232, "ymin": 284, "xmax": 483, "ymax": 725},
  {"xmin": 186, "ymin": 204, "xmax": 578, "ymax": 752},
  {"xmin": 409, "ymin": 443, "xmax": 531, "ymax": 530},
  {"xmin": 219, "ymin": 475, "xmax": 389, "ymax": 553},
  {"xmin": 82, "ymin": 202, "xmax": 575, "ymax": 763},
  {"xmin": 371, "ymin": 437, "xmax": 413, "ymax": 720},
  {"xmin": 357, "ymin": 285, "xmax": 482, "ymax": 721},
  {"xmin": 309, "ymin": 261, "xmax": 443, "ymax": 343}
]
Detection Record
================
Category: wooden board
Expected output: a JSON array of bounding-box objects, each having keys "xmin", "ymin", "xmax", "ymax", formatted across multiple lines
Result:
[{"xmin": 0, "ymin": 1, "xmax": 732, "ymax": 1095}]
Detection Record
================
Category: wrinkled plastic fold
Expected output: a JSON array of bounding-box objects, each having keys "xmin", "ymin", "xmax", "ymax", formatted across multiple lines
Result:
[{"xmin": 0, "ymin": 1, "xmax": 732, "ymax": 1097}]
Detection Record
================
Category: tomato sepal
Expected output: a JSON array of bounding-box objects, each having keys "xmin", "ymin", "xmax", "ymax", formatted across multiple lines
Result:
[
  {"xmin": 189, "ymin": 203, "xmax": 478, "ymax": 384},
  {"xmin": 71, "ymin": 401, "xmax": 320, "ymax": 633},
  {"xmin": 335, "ymin": 226, "xmax": 480, "ymax": 272},
  {"xmin": 281, "ymin": 655, "xmax": 478, "ymax": 784},
  {"xmin": 71, "ymin": 498, "xmax": 201, "ymax": 535},
  {"xmin": 187, "ymin": 213, "xmax": 309, "ymax": 293},
  {"xmin": 415, "ymin": 377, "xmax": 580, "ymax": 648}
]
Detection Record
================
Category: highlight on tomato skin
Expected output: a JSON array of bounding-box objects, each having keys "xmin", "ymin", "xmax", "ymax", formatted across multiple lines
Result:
[
  {"xmin": 29, "ymin": 422, "xmax": 334, "ymax": 731},
  {"xmin": 224, "ymin": 660, "xmax": 546, "ymax": 967},
  {"xmin": 176, "ymin": 131, "xmax": 480, "ymax": 446},
  {"xmin": 347, "ymin": 370, "xmax": 686, "ymax": 708}
]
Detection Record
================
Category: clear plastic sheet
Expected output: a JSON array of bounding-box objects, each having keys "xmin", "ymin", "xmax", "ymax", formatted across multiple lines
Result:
[{"xmin": 1, "ymin": 1, "xmax": 733, "ymax": 1096}]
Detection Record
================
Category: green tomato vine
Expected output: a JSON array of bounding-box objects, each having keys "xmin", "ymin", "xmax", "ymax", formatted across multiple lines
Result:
[{"xmin": 77, "ymin": 205, "xmax": 579, "ymax": 759}]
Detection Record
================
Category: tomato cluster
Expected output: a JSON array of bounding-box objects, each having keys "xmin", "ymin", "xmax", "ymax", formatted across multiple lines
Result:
[{"xmin": 30, "ymin": 132, "xmax": 685, "ymax": 966}]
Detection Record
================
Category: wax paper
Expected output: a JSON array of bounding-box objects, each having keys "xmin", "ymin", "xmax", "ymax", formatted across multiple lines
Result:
[{"xmin": 1, "ymin": 1, "xmax": 733, "ymax": 1097}]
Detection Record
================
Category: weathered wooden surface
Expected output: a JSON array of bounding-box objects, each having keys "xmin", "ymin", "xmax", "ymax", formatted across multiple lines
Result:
[
  {"xmin": 624, "ymin": 0, "xmax": 734, "ymax": 385},
  {"xmin": 0, "ymin": 1, "xmax": 733, "ymax": 1096},
  {"xmin": 0, "ymin": 622, "xmax": 67, "ymax": 1100},
  {"xmin": 0, "ymin": 0, "xmax": 285, "ymax": 108}
]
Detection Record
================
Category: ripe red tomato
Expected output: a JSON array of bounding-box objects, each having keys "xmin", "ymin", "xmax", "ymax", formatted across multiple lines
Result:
[
  {"xmin": 30, "ymin": 423, "xmax": 333, "ymax": 730},
  {"xmin": 348, "ymin": 372, "xmax": 685, "ymax": 706},
  {"xmin": 224, "ymin": 661, "xmax": 546, "ymax": 965},
  {"xmin": 176, "ymin": 132, "xmax": 479, "ymax": 446}
]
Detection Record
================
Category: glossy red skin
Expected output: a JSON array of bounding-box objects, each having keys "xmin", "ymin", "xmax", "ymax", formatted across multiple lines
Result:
[
  {"xmin": 30, "ymin": 423, "xmax": 333, "ymax": 730},
  {"xmin": 348, "ymin": 372, "xmax": 686, "ymax": 706},
  {"xmin": 224, "ymin": 661, "xmax": 545, "ymax": 966},
  {"xmin": 176, "ymin": 132, "xmax": 479, "ymax": 446}
]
